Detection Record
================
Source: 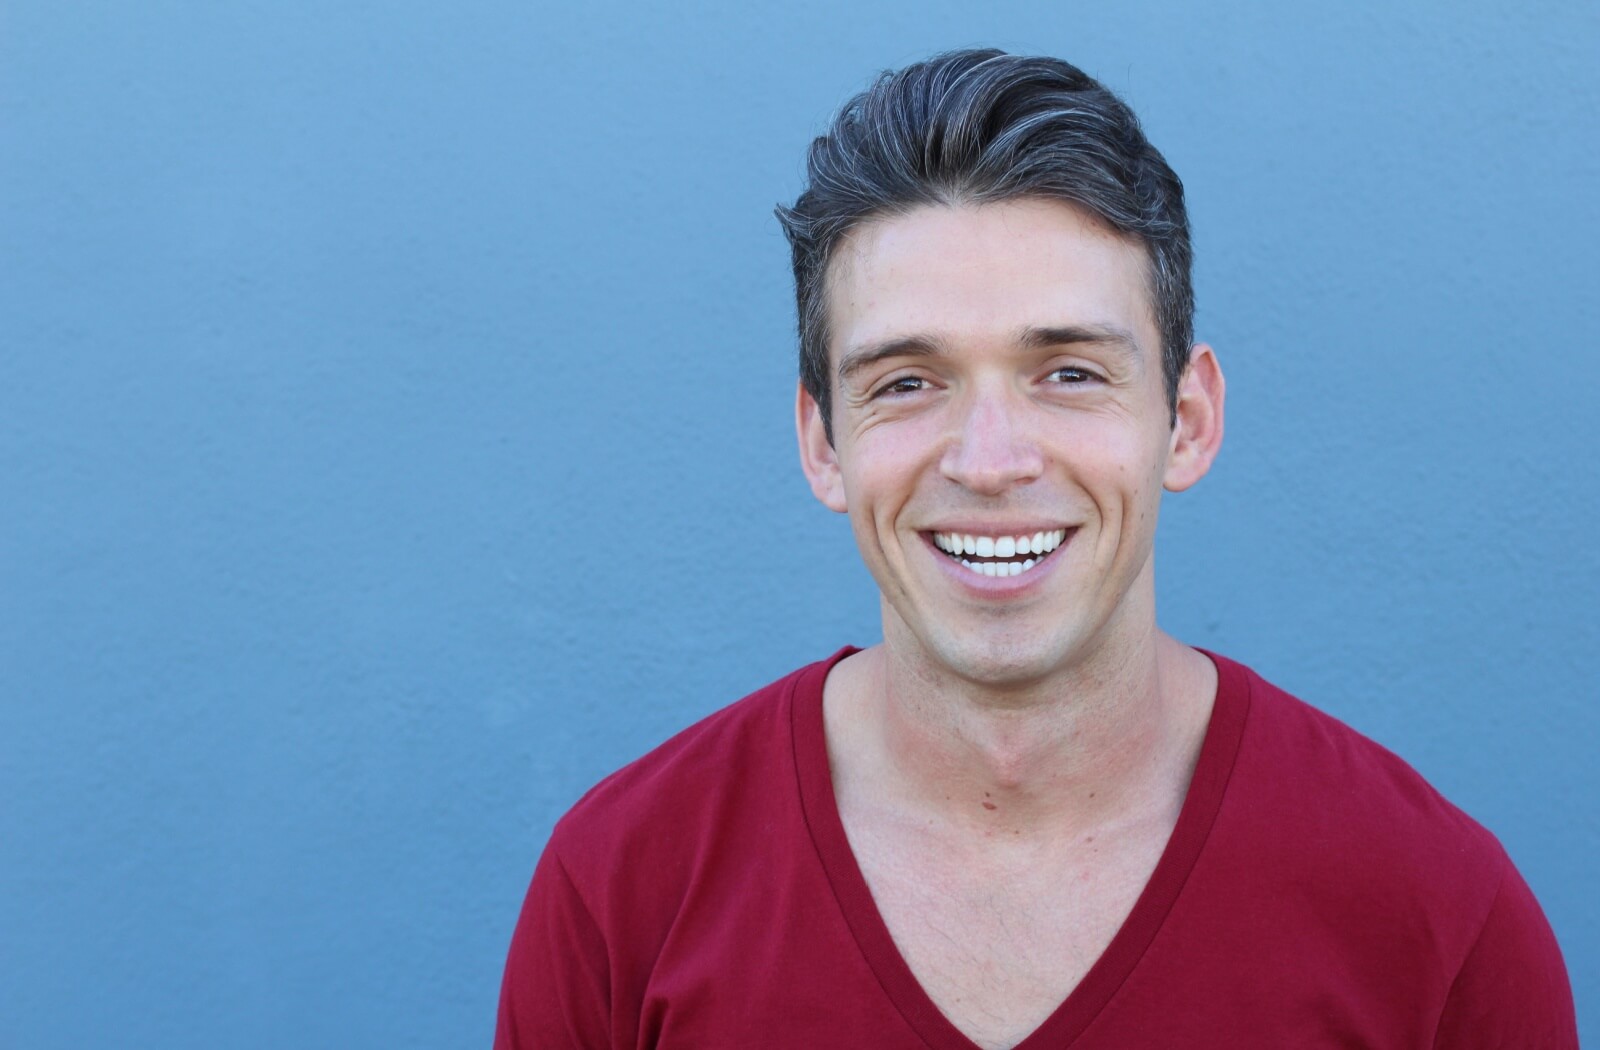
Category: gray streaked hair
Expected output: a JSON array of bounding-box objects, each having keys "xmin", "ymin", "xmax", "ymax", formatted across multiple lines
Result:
[{"xmin": 776, "ymin": 48, "xmax": 1193, "ymax": 440}]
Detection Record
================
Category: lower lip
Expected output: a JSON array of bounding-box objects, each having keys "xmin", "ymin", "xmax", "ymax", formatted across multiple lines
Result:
[{"xmin": 923, "ymin": 531, "xmax": 1074, "ymax": 594}]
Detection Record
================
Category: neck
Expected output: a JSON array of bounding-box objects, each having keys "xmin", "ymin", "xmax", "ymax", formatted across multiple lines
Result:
[{"xmin": 826, "ymin": 599, "xmax": 1216, "ymax": 843}]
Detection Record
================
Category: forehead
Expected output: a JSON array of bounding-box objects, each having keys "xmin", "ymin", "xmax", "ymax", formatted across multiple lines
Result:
[{"xmin": 824, "ymin": 199, "xmax": 1158, "ymax": 366}]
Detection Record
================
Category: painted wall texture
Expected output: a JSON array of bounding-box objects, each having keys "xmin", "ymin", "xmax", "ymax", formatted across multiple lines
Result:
[{"xmin": 3, "ymin": 1, "xmax": 1595, "ymax": 1045}]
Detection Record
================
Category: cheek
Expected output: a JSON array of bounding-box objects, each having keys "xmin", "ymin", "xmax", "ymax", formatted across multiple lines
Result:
[
  {"xmin": 840, "ymin": 421, "xmax": 942, "ymax": 505},
  {"xmin": 1059, "ymin": 423, "xmax": 1169, "ymax": 523},
  {"xmin": 1059, "ymin": 422, "xmax": 1147, "ymax": 481}
]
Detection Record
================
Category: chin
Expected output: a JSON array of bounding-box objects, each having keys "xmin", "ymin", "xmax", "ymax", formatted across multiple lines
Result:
[{"xmin": 920, "ymin": 629, "xmax": 1083, "ymax": 692}]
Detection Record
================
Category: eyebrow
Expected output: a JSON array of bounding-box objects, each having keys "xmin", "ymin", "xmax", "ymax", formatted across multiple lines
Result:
[
  {"xmin": 835, "ymin": 323, "xmax": 1143, "ymax": 383},
  {"xmin": 836, "ymin": 336, "xmax": 947, "ymax": 384},
  {"xmin": 1018, "ymin": 323, "xmax": 1143, "ymax": 361}
]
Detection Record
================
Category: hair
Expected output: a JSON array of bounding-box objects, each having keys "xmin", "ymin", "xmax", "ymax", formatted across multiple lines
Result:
[{"xmin": 776, "ymin": 48, "xmax": 1193, "ymax": 440}]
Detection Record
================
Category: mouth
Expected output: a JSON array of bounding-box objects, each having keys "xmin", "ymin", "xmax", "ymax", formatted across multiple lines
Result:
[{"xmin": 928, "ymin": 528, "xmax": 1070, "ymax": 578}]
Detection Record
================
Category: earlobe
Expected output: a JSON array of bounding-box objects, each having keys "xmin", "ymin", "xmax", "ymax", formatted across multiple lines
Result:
[
  {"xmin": 1164, "ymin": 344, "xmax": 1226, "ymax": 493},
  {"xmin": 796, "ymin": 382, "xmax": 848, "ymax": 513}
]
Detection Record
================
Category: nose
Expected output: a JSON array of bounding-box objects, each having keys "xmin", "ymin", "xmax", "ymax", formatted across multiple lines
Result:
[{"xmin": 939, "ymin": 385, "xmax": 1044, "ymax": 496}]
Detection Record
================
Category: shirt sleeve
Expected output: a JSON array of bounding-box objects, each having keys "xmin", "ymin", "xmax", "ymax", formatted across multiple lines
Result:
[
  {"xmin": 494, "ymin": 843, "xmax": 612, "ymax": 1050},
  {"xmin": 1431, "ymin": 859, "xmax": 1577, "ymax": 1049}
]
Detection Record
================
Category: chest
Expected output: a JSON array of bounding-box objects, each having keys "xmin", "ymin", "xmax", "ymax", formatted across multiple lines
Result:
[{"xmin": 845, "ymin": 816, "xmax": 1168, "ymax": 1050}]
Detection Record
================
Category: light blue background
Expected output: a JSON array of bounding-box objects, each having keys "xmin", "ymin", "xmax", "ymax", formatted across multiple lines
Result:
[{"xmin": 4, "ymin": 1, "xmax": 1595, "ymax": 1045}]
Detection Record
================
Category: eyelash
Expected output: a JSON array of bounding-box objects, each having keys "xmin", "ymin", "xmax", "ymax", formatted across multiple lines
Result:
[
  {"xmin": 873, "ymin": 376, "xmax": 927, "ymax": 398},
  {"xmin": 870, "ymin": 367, "xmax": 1100, "ymax": 399}
]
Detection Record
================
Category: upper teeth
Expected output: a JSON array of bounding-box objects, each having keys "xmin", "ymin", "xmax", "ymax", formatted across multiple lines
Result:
[{"xmin": 932, "ymin": 529, "xmax": 1067, "ymax": 558}]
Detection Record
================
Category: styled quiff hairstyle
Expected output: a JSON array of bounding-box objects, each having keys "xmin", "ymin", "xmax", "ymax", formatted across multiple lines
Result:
[{"xmin": 776, "ymin": 48, "xmax": 1193, "ymax": 440}]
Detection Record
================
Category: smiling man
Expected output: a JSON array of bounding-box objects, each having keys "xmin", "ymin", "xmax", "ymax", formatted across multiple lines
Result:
[{"xmin": 495, "ymin": 50, "xmax": 1576, "ymax": 1049}]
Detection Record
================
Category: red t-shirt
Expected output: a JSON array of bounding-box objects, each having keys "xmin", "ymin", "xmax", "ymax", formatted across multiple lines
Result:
[{"xmin": 495, "ymin": 650, "xmax": 1577, "ymax": 1048}]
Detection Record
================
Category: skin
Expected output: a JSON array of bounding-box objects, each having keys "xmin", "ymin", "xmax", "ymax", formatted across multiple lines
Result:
[{"xmin": 795, "ymin": 198, "xmax": 1227, "ymax": 1048}]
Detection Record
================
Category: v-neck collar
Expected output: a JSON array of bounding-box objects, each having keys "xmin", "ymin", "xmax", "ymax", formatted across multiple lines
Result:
[{"xmin": 790, "ymin": 647, "xmax": 1252, "ymax": 1050}]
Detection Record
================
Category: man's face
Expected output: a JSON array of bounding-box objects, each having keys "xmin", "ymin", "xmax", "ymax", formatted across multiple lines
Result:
[{"xmin": 798, "ymin": 198, "xmax": 1222, "ymax": 689}]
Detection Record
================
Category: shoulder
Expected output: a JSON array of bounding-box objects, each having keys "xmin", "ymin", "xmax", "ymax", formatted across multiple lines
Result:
[
  {"xmin": 495, "ymin": 651, "xmax": 851, "ymax": 1049},
  {"xmin": 543, "ymin": 650, "xmax": 843, "ymax": 893},
  {"xmin": 1221, "ymin": 653, "xmax": 1501, "ymax": 858},
  {"xmin": 1213, "ymin": 656, "xmax": 1577, "ymax": 1043},
  {"xmin": 1211, "ymin": 654, "xmax": 1515, "ymax": 942}
]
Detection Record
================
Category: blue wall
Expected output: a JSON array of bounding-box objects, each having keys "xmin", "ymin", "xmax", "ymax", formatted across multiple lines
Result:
[{"xmin": 4, "ymin": 1, "xmax": 1595, "ymax": 1045}]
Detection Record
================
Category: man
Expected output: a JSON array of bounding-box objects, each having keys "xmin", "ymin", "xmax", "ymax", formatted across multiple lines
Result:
[{"xmin": 496, "ymin": 50, "xmax": 1576, "ymax": 1048}]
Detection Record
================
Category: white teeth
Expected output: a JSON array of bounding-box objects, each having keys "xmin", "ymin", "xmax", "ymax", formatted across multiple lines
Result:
[
  {"xmin": 936, "ymin": 530, "xmax": 1069, "ymax": 555},
  {"xmin": 959, "ymin": 556, "xmax": 1041, "ymax": 577},
  {"xmin": 936, "ymin": 528, "xmax": 1069, "ymax": 575}
]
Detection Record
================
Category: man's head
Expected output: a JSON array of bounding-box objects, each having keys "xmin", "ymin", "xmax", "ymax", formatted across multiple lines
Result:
[
  {"xmin": 777, "ymin": 48, "xmax": 1192, "ymax": 443},
  {"xmin": 780, "ymin": 50, "xmax": 1223, "ymax": 688}
]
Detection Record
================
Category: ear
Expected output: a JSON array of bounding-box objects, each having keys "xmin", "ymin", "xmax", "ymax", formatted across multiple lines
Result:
[
  {"xmin": 796, "ymin": 382, "xmax": 848, "ymax": 513},
  {"xmin": 1164, "ymin": 343, "xmax": 1226, "ymax": 492}
]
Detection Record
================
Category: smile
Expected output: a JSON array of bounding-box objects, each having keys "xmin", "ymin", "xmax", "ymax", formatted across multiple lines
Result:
[{"xmin": 930, "ymin": 529, "xmax": 1069, "ymax": 578}]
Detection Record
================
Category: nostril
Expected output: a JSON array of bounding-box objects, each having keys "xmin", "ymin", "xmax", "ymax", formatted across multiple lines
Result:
[{"xmin": 939, "ymin": 444, "xmax": 1046, "ymax": 492}]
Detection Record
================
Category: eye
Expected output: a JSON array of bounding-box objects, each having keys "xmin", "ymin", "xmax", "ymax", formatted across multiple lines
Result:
[
  {"xmin": 874, "ymin": 375, "xmax": 927, "ymax": 398},
  {"xmin": 1047, "ymin": 366, "xmax": 1099, "ymax": 385}
]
